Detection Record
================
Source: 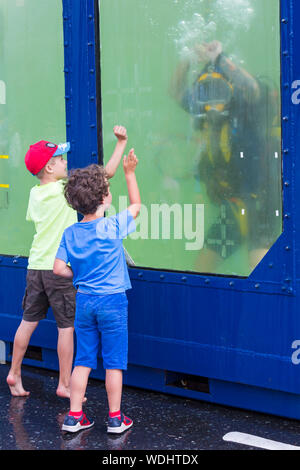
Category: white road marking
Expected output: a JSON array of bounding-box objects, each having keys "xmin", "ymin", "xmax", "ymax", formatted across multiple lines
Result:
[{"xmin": 223, "ymin": 432, "xmax": 300, "ymax": 450}]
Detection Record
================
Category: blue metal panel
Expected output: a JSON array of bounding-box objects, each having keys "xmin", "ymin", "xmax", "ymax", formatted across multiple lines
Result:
[
  {"xmin": 62, "ymin": 0, "xmax": 99, "ymax": 169},
  {"xmin": 2, "ymin": 0, "xmax": 300, "ymax": 421},
  {"xmin": 126, "ymin": 275, "xmax": 300, "ymax": 394},
  {"xmin": 290, "ymin": 2, "xmax": 300, "ymax": 279}
]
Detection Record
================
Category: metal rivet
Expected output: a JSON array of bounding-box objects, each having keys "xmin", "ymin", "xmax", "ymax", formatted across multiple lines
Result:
[
  {"xmin": 138, "ymin": 272, "xmax": 143, "ymax": 277},
  {"xmin": 285, "ymin": 246, "xmax": 290, "ymax": 251},
  {"xmin": 205, "ymin": 279, "xmax": 210, "ymax": 284},
  {"xmin": 284, "ymin": 181, "xmax": 290, "ymax": 187},
  {"xmin": 281, "ymin": 18, "xmax": 288, "ymax": 23},
  {"xmin": 229, "ymin": 281, "xmax": 234, "ymax": 286},
  {"xmin": 269, "ymin": 263, "xmax": 273, "ymax": 268},
  {"xmin": 284, "ymin": 213, "xmax": 290, "ymax": 219},
  {"xmin": 283, "ymin": 149, "xmax": 289, "ymax": 154},
  {"xmin": 160, "ymin": 274, "xmax": 165, "ymax": 280},
  {"xmin": 255, "ymin": 283, "xmax": 260, "ymax": 289},
  {"xmin": 283, "ymin": 116, "xmax": 289, "ymax": 121}
]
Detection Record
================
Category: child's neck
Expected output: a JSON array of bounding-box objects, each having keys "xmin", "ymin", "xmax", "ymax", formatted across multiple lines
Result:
[
  {"xmin": 38, "ymin": 175, "xmax": 60, "ymax": 185},
  {"xmin": 81, "ymin": 208, "xmax": 105, "ymax": 223}
]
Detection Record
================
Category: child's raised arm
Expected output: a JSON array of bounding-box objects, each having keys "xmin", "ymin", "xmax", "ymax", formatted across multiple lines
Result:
[
  {"xmin": 123, "ymin": 148, "xmax": 141, "ymax": 219},
  {"xmin": 105, "ymin": 126, "xmax": 128, "ymax": 179}
]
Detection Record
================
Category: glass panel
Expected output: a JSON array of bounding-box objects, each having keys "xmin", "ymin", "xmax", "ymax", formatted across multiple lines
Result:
[
  {"xmin": 0, "ymin": 0, "xmax": 66, "ymax": 256},
  {"xmin": 99, "ymin": 0, "xmax": 282, "ymax": 276}
]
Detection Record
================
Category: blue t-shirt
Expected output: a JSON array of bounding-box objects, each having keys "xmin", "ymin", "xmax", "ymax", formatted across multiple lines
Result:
[{"xmin": 56, "ymin": 209, "xmax": 136, "ymax": 295}]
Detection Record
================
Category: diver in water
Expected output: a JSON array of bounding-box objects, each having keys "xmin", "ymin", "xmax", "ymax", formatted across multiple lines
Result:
[{"xmin": 170, "ymin": 40, "xmax": 281, "ymax": 273}]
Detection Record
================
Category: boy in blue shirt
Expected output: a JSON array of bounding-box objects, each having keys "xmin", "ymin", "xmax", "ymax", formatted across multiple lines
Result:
[{"xmin": 53, "ymin": 149, "xmax": 140, "ymax": 434}]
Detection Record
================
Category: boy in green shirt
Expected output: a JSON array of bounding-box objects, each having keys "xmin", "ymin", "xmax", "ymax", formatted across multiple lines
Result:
[{"xmin": 6, "ymin": 126, "xmax": 128, "ymax": 398}]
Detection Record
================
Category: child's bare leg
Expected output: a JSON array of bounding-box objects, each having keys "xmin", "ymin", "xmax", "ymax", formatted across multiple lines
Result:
[
  {"xmin": 105, "ymin": 369, "xmax": 123, "ymax": 413},
  {"xmin": 56, "ymin": 326, "xmax": 74, "ymax": 398},
  {"xmin": 6, "ymin": 320, "xmax": 39, "ymax": 396},
  {"xmin": 69, "ymin": 366, "xmax": 91, "ymax": 412}
]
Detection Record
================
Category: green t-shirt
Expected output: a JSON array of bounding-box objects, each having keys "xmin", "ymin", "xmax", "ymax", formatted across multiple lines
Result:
[{"xmin": 26, "ymin": 179, "xmax": 77, "ymax": 270}]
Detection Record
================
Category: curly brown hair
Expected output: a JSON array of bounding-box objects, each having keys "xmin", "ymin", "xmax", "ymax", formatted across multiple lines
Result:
[{"xmin": 64, "ymin": 164, "xmax": 109, "ymax": 215}]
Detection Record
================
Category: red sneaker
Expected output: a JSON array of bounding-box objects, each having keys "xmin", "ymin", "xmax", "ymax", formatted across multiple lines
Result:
[
  {"xmin": 62, "ymin": 412, "xmax": 94, "ymax": 433},
  {"xmin": 107, "ymin": 412, "xmax": 133, "ymax": 434}
]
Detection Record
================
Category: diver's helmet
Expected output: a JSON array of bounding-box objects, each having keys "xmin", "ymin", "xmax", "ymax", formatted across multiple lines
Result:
[{"xmin": 191, "ymin": 67, "xmax": 234, "ymax": 127}]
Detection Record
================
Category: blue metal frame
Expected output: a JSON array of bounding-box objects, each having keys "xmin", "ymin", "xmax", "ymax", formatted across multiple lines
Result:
[
  {"xmin": 62, "ymin": 0, "xmax": 99, "ymax": 168},
  {"xmin": 2, "ymin": 0, "xmax": 300, "ymax": 420}
]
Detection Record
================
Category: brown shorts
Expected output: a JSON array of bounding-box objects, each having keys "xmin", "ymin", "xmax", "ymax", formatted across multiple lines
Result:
[{"xmin": 22, "ymin": 269, "xmax": 76, "ymax": 328}]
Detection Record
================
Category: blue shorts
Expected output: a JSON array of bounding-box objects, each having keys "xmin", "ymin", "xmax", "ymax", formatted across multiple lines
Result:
[{"xmin": 74, "ymin": 292, "xmax": 128, "ymax": 370}]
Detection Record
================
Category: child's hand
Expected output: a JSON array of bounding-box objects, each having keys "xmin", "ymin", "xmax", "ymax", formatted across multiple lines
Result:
[
  {"xmin": 114, "ymin": 125, "xmax": 128, "ymax": 142},
  {"xmin": 123, "ymin": 148, "xmax": 138, "ymax": 175}
]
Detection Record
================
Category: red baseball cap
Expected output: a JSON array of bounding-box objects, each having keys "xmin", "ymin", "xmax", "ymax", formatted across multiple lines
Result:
[{"xmin": 25, "ymin": 140, "xmax": 70, "ymax": 175}]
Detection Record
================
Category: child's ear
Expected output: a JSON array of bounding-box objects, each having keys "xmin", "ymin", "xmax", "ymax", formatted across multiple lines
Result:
[
  {"xmin": 44, "ymin": 163, "xmax": 52, "ymax": 174},
  {"xmin": 45, "ymin": 159, "xmax": 55, "ymax": 174}
]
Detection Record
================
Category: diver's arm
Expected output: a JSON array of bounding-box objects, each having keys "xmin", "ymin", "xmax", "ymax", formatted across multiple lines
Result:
[
  {"xmin": 216, "ymin": 53, "xmax": 260, "ymax": 102},
  {"xmin": 197, "ymin": 41, "xmax": 260, "ymax": 102},
  {"xmin": 170, "ymin": 43, "xmax": 212, "ymax": 104}
]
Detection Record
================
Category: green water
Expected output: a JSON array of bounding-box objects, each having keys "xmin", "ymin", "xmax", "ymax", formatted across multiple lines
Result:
[
  {"xmin": 99, "ymin": 0, "xmax": 282, "ymax": 276},
  {"xmin": 0, "ymin": 0, "xmax": 66, "ymax": 256}
]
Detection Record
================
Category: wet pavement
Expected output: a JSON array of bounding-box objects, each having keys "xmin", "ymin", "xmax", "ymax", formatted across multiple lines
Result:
[{"xmin": 1, "ymin": 363, "xmax": 300, "ymax": 451}]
